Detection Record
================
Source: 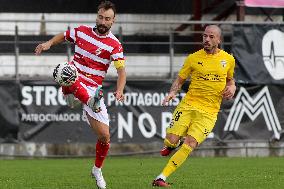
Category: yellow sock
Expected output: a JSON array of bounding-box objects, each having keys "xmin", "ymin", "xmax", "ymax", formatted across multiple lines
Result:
[
  {"xmin": 164, "ymin": 138, "xmax": 179, "ymax": 148},
  {"xmin": 162, "ymin": 144, "xmax": 193, "ymax": 177}
]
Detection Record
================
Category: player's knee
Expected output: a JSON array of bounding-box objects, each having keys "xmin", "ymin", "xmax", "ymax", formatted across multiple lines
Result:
[
  {"xmin": 98, "ymin": 134, "xmax": 110, "ymax": 143},
  {"xmin": 188, "ymin": 141, "xmax": 198, "ymax": 149},
  {"xmin": 166, "ymin": 134, "xmax": 180, "ymax": 143},
  {"xmin": 164, "ymin": 138, "xmax": 176, "ymax": 148},
  {"xmin": 164, "ymin": 134, "xmax": 180, "ymax": 148},
  {"xmin": 184, "ymin": 136, "xmax": 198, "ymax": 149}
]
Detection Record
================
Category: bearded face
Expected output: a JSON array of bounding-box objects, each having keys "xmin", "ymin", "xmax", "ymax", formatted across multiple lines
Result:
[
  {"xmin": 96, "ymin": 8, "xmax": 115, "ymax": 35},
  {"xmin": 96, "ymin": 24, "xmax": 111, "ymax": 34}
]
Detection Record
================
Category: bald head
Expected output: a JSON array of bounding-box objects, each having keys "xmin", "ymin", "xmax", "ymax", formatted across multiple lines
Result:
[
  {"xmin": 202, "ymin": 25, "xmax": 222, "ymax": 54},
  {"xmin": 205, "ymin": 25, "xmax": 222, "ymax": 39}
]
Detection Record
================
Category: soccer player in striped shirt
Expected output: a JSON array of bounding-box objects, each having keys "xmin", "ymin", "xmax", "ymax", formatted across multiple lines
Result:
[
  {"xmin": 35, "ymin": 1, "xmax": 125, "ymax": 188},
  {"xmin": 152, "ymin": 25, "xmax": 236, "ymax": 187}
]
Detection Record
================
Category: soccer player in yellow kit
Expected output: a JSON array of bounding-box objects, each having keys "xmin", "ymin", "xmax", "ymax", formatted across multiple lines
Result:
[{"xmin": 152, "ymin": 25, "xmax": 236, "ymax": 187}]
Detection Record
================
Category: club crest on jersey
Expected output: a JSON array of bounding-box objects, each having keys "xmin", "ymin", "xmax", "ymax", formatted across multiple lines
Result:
[
  {"xmin": 220, "ymin": 60, "xmax": 227, "ymax": 67},
  {"xmin": 95, "ymin": 48, "xmax": 102, "ymax": 56}
]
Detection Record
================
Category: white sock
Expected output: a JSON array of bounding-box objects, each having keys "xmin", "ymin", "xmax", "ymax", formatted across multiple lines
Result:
[{"xmin": 156, "ymin": 173, "xmax": 166, "ymax": 181}]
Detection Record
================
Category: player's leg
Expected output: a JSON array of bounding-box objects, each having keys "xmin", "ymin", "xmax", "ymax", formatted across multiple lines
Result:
[
  {"xmin": 84, "ymin": 104, "xmax": 110, "ymax": 189},
  {"xmin": 61, "ymin": 83, "xmax": 82, "ymax": 108},
  {"xmin": 153, "ymin": 102, "xmax": 189, "ymax": 187},
  {"xmin": 88, "ymin": 116, "xmax": 110, "ymax": 169},
  {"xmin": 88, "ymin": 115, "xmax": 109, "ymax": 189},
  {"xmin": 161, "ymin": 136, "xmax": 197, "ymax": 178},
  {"xmin": 160, "ymin": 133, "xmax": 182, "ymax": 156},
  {"xmin": 160, "ymin": 102, "xmax": 188, "ymax": 156},
  {"xmin": 62, "ymin": 80, "xmax": 103, "ymax": 112},
  {"xmin": 153, "ymin": 135, "xmax": 196, "ymax": 187},
  {"xmin": 63, "ymin": 79, "xmax": 90, "ymax": 104}
]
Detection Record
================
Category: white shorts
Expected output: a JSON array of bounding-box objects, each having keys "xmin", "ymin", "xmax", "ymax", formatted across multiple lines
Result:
[{"xmin": 82, "ymin": 85, "xmax": 110, "ymax": 126}]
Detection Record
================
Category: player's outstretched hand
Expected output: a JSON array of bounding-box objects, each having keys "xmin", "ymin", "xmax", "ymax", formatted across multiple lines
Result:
[
  {"xmin": 34, "ymin": 41, "xmax": 52, "ymax": 55},
  {"xmin": 113, "ymin": 91, "xmax": 124, "ymax": 102},
  {"xmin": 162, "ymin": 92, "xmax": 176, "ymax": 106}
]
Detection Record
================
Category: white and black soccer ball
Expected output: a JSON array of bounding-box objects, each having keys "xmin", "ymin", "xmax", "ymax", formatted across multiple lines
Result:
[{"xmin": 53, "ymin": 62, "xmax": 78, "ymax": 86}]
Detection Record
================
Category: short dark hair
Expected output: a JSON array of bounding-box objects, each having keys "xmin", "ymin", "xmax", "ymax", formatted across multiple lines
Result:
[{"xmin": 97, "ymin": 1, "xmax": 116, "ymax": 16}]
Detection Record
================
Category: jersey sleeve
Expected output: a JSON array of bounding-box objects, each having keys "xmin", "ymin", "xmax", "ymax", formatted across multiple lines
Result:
[
  {"xmin": 227, "ymin": 56, "xmax": 235, "ymax": 80},
  {"xmin": 111, "ymin": 43, "xmax": 125, "ymax": 69},
  {"xmin": 111, "ymin": 43, "xmax": 124, "ymax": 61},
  {"xmin": 178, "ymin": 55, "xmax": 192, "ymax": 79},
  {"xmin": 64, "ymin": 27, "xmax": 78, "ymax": 43}
]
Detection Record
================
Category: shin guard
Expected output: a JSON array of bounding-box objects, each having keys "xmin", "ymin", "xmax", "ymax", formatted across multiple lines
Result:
[{"xmin": 95, "ymin": 140, "xmax": 110, "ymax": 168}]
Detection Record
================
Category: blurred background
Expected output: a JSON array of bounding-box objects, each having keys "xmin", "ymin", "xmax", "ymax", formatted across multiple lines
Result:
[{"xmin": 0, "ymin": 0, "xmax": 284, "ymax": 158}]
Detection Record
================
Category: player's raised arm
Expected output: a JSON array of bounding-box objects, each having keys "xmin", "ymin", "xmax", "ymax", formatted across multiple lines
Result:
[
  {"xmin": 34, "ymin": 32, "xmax": 65, "ymax": 55},
  {"xmin": 162, "ymin": 76, "xmax": 186, "ymax": 106}
]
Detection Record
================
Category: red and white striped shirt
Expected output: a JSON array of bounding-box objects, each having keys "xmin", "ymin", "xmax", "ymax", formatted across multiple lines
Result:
[{"xmin": 64, "ymin": 25, "xmax": 124, "ymax": 87}]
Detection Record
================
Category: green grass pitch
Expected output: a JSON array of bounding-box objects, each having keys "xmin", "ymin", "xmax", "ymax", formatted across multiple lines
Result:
[{"xmin": 0, "ymin": 156, "xmax": 284, "ymax": 189}]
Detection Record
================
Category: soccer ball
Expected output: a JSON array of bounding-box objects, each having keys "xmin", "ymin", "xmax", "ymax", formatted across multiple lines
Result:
[{"xmin": 53, "ymin": 62, "xmax": 78, "ymax": 86}]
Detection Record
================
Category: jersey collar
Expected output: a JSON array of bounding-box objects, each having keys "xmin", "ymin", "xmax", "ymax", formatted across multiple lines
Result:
[{"xmin": 203, "ymin": 48, "xmax": 222, "ymax": 56}]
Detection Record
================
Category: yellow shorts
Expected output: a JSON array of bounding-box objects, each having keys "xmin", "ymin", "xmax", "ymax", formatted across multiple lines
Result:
[{"xmin": 167, "ymin": 101, "xmax": 217, "ymax": 144}]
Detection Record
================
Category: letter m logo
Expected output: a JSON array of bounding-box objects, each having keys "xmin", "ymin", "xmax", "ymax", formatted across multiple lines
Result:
[{"xmin": 224, "ymin": 86, "xmax": 282, "ymax": 139}]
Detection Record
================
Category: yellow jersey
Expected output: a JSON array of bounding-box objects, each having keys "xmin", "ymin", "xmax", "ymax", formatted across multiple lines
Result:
[{"xmin": 178, "ymin": 49, "xmax": 235, "ymax": 116}]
